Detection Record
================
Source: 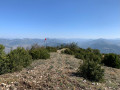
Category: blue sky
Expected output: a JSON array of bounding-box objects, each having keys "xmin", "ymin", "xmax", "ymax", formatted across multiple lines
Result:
[{"xmin": 0, "ymin": 0, "xmax": 120, "ymax": 39}]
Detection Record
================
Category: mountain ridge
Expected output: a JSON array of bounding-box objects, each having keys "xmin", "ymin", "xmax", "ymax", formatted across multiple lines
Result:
[{"xmin": 0, "ymin": 38, "xmax": 120, "ymax": 54}]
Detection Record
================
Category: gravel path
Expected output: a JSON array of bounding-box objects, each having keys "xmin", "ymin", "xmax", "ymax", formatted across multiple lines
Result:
[{"xmin": 0, "ymin": 50, "xmax": 120, "ymax": 90}]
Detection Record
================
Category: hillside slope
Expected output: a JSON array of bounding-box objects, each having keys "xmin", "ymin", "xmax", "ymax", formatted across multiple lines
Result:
[
  {"xmin": 80, "ymin": 39, "xmax": 120, "ymax": 54},
  {"xmin": 0, "ymin": 50, "xmax": 120, "ymax": 90}
]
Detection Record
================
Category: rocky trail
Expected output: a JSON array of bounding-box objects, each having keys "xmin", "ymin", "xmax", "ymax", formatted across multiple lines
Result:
[{"xmin": 0, "ymin": 50, "xmax": 120, "ymax": 90}]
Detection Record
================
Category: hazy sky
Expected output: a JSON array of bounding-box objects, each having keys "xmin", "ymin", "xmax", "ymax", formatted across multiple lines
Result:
[{"xmin": 0, "ymin": 0, "xmax": 120, "ymax": 39}]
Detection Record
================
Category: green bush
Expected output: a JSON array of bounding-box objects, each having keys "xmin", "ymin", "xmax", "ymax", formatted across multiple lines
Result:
[
  {"xmin": 67, "ymin": 42, "xmax": 79, "ymax": 51},
  {"xmin": 46, "ymin": 46, "xmax": 57, "ymax": 52},
  {"xmin": 56, "ymin": 44, "xmax": 65, "ymax": 49},
  {"xmin": 0, "ymin": 44, "xmax": 51, "ymax": 75},
  {"xmin": 0, "ymin": 45, "xmax": 10, "ymax": 74},
  {"xmin": 75, "ymin": 50, "xmax": 102, "ymax": 63},
  {"xmin": 93, "ymin": 49, "xmax": 101, "ymax": 55},
  {"xmin": 0, "ymin": 44, "xmax": 6, "ymax": 60},
  {"xmin": 29, "ymin": 45, "xmax": 50, "ymax": 60},
  {"xmin": 102, "ymin": 53, "xmax": 120, "ymax": 68},
  {"xmin": 64, "ymin": 48, "xmax": 74, "ymax": 55},
  {"xmin": 86, "ymin": 47, "xmax": 93, "ymax": 52},
  {"xmin": 75, "ymin": 53, "xmax": 84, "ymax": 60},
  {"xmin": 8, "ymin": 47, "xmax": 32, "ymax": 72},
  {"xmin": 62, "ymin": 44, "xmax": 102, "ymax": 64},
  {"xmin": 84, "ymin": 53, "xmax": 102, "ymax": 63},
  {"xmin": 58, "ymin": 43, "xmax": 79, "ymax": 50},
  {"xmin": 78, "ymin": 60, "xmax": 104, "ymax": 82},
  {"xmin": 0, "ymin": 58, "xmax": 10, "ymax": 75}
]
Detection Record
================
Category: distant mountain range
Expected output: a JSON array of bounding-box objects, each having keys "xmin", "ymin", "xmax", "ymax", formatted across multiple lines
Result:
[
  {"xmin": 0, "ymin": 38, "xmax": 120, "ymax": 54},
  {"xmin": 78, "ymin": 39, "xmax": 120, "ymax": 54}
]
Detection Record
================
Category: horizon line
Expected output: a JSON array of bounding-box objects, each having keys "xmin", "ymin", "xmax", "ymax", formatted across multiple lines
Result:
[{"xmin": 0, "ymin": 37, "xmax": 120, "ymax": 40}]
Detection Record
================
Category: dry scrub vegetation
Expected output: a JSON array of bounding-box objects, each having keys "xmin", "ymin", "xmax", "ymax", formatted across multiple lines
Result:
[{"xmin": 0, "ymin": 49, "xmax": 120, "ymax": 90}]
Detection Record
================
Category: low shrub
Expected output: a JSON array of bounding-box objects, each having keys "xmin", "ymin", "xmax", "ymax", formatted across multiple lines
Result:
[
  {"xmin": 61, "ymin": 43, "xmax": 102, "ymax": 63},
  {"xmin": 84, "ymin": 53, "xmax": 102, "ymax": 63},
  {"xmin": 0, "ymin": 58, "xmax": 10, "ymax": 75},
  {"xmin": 93, "ymin": 49, "xmax": 101, "ymax": 55},
  {"xmin": 102, "ymin": 53, "xmax": 120, "ymax": 68},
  {"xmin": 8, "ymin": 47, "xmax": 32, "ymax": 72},
  {"xmin": 46, "ymin": 46, "xmax": 57, "ymax": 52},
  {"xmin": 75, "ymin": 51, "xmax": 102, "ymax": 63},
  {"xmin": 0, "ymin": 44, "xmax": 51, "ymax": 75},
  {"xmin": 75, "ymin": 53, "xmax": 84, "ymax": 60},
  {"xmin": 78, "ymin": 60, "xmax": 104, "ymax": 82},
  {"xmin": 29, "ymin": 45, "xmax": 50, "ymax": 60},
  {"xmin": 67, "ymin": 42, "xmax": 79, "ymax": 52},
  {"xmin": 0, "ymin": 45, "xmax": 10, "ymax": 74},
  {"xmin": 64, "ymin": 48, "xmax": 74, "ymax": 55},
  {"xmin": 58, "ymin": 42, "xmax": 79, "ymax": 50}
]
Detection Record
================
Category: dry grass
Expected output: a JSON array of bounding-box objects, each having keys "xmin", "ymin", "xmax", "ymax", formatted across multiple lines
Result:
[{"xmin": 0, "ymin": 49, "xmax": 120, "ymax": 90}]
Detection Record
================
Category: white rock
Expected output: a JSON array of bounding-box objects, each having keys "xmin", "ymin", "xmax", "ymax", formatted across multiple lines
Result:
[
  {"xmin": 96, "ymin": 83, "xmax": 99, "ymax": 85},
  {"xmin": 83, "ymin": 80, "xmax": 86, "ymax": 83},
  {"xmin": 109, "ymin": 80, "xmax": 111, "ymax": 83},
  {"xmin": 92, "ymin": 83, "xmax": 95, "ymax": 85},
  {"xmin": 11, "ymin": 82, "xmax": 14, "ymax": 84},
  {"xmin": 1, "ymin": 83, "xmax": 6, "ymax": 86}
]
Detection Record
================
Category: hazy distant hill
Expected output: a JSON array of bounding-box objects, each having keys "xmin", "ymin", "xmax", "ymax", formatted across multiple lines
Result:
[
  {"xmin": 0, "ymin": 38, "xmax": 65, "ymax": 53},
  {"xmin": 0, "ymin": 38, "xmax": 120, "ymax": 54},
  {"xmin": 79, "ymin": 39, "xmax": 120, "ymax": 54}
]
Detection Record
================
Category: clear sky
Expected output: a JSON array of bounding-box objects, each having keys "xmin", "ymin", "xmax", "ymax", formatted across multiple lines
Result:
[{"xmin": 0, "ymin": 0, "xmax": 120, "ymax": 39}]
